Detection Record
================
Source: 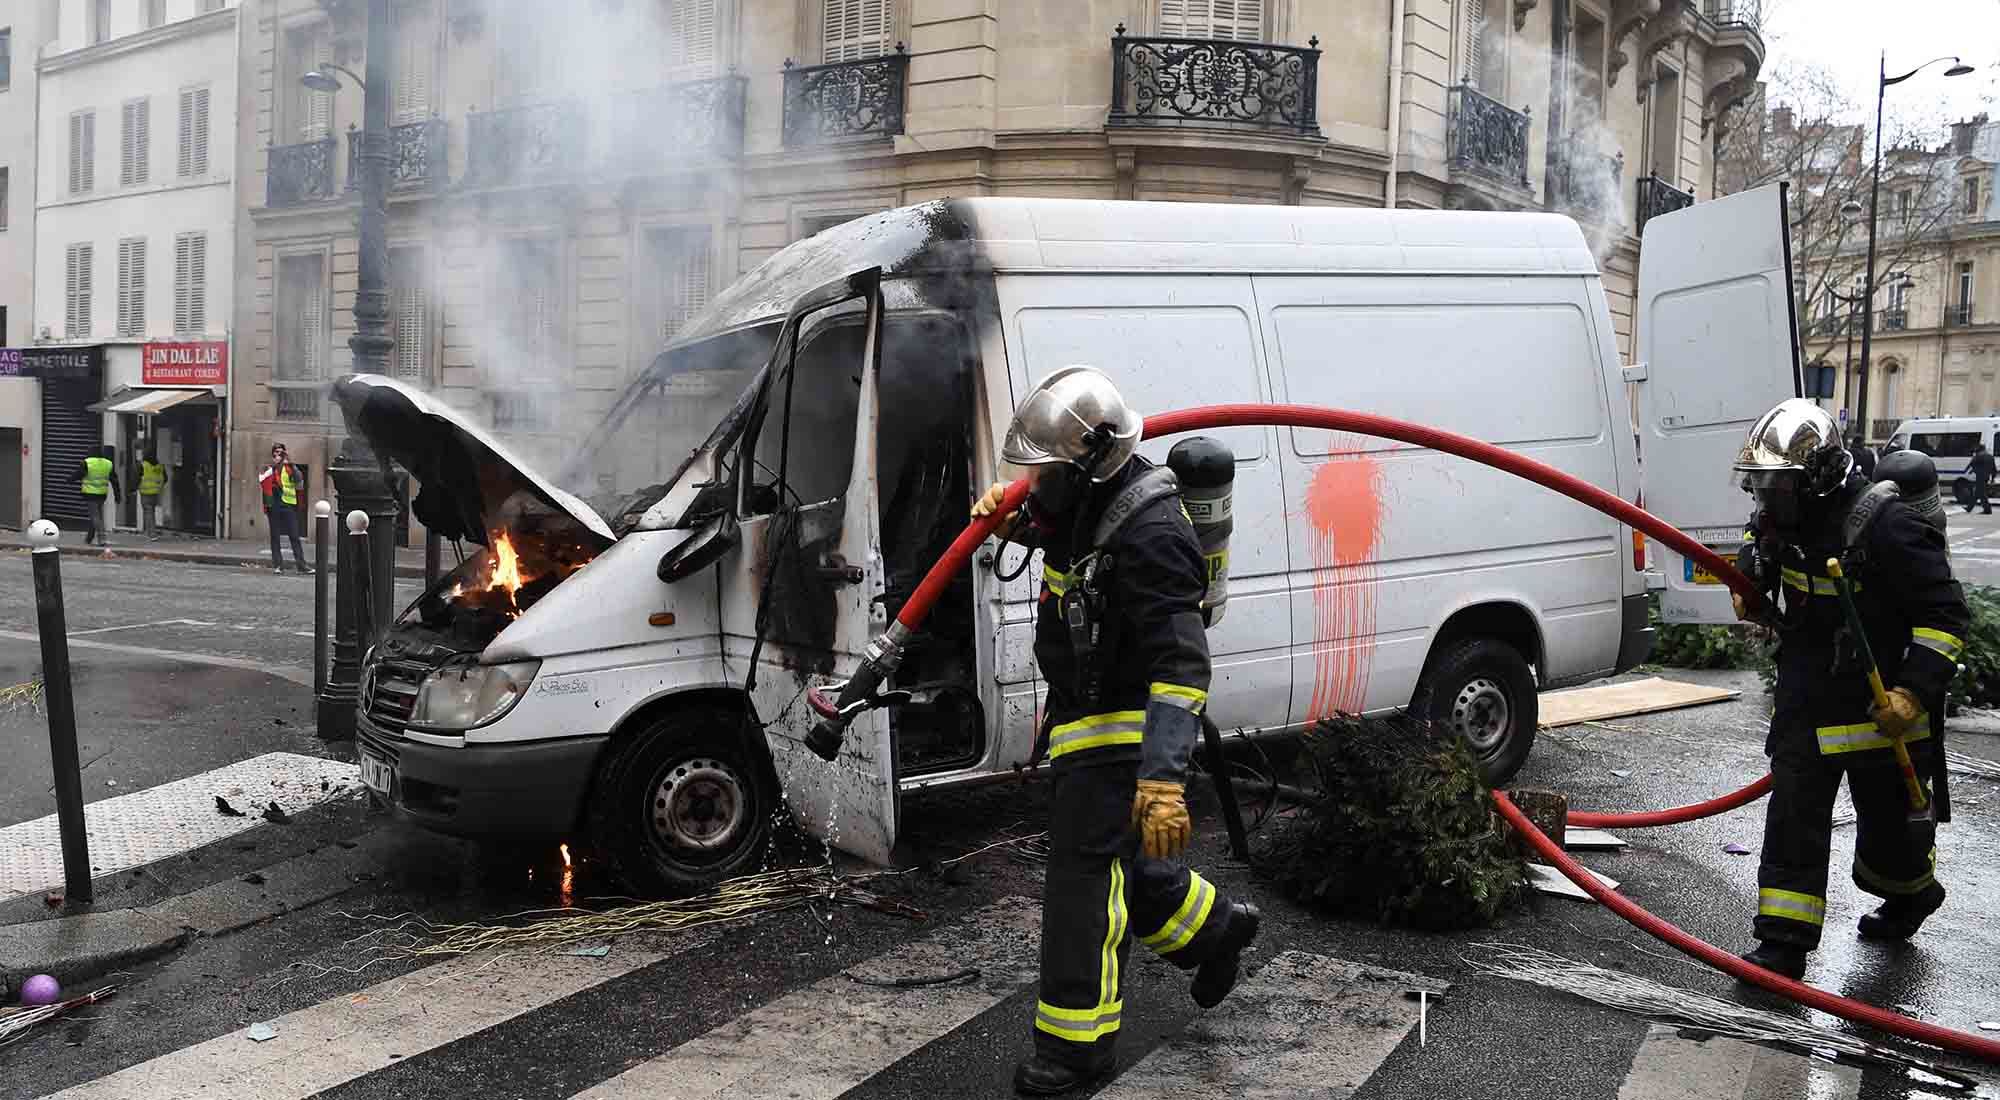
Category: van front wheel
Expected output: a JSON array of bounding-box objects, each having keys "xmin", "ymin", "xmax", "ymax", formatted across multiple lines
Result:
[
  {"xmin": 1413, "ymin": 638, "xmax": 1537, "ymax": 786},
  {"xmin": 585, "ymin": 705, "xmax": 773, "ymax": 896}
]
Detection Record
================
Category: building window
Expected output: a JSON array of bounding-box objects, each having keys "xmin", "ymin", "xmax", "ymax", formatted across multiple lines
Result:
[
  {"xmin": 276, "ymin": 253, "xmax": 327, "ymax": 417},
  {"xmin": 645, "ymin": 227, "xmax": 711, "ymax": 349},
  {"xmin": 1573, "ymin": 11, "xmax": 1605, "ymax": 115},
  {"xmin": 822, "ymin": 0, "xmax": 891, "ymax": 62},
  {"xmin": 1649, "ymin": 66, "xmax": 1681, "ymax": 181},
  {"xmin": 0, "ymin": 168, "xmax": 10, "ymax": 229},
  {"xmin": 65, "ymin": 244, "xmax": 93, "ymax": 337},
  {"xmin": 1887, "ymin": 277, "xmax": 1908, "ymax": 313},
  {"xmin": 1158, "ymin": 0, "xmax": 1264, "ymax": 40},
  {"xmin": 200, "ymin": 0, "xmax": 224, "ymax": 11},
  {"xmin": 0, "ymin": 28, "xmax": 13, "ymax": 89},
  {"xmin": 68, "ymin": 110, "xmax": 94, "ymax": 194},
  {"xmin": 495, "ymin": 237, "xmax": 562, "ymax": 369},
  {"xmin": 1957, "ymin": 261, "xmax": 1975, "ymax": 323},
  {"xmin": 91, "ymin": 0, "xmax": 111, "ymax": 44},
  {"xmin": 496, "ymin": 5, "xmax": 555, "ymax": 102},
  {"xmin": 178, "ymin": 87, "xmax": 210, "ymax": 177},
  {"xmin": 285, "ymin": 25, "xmax": 333, "ymax": 141},
  {"xmin": 666, "ymin": 0, "xmax": 720, "ymax": 78},
  {"xmin": 120, "ymin": 98, "xmax": 149, "ymax": 187},
  {"xmin": 1465, "ymin": 0, "xmax": 1504, "ymax": 95},
  {"xmin": 390, "ymin": 245, "xmax": 430, "ymax": 382},
  {"xmin": 393, "ymin": 1, "xmax": 435, "ymax": 123},
  {"xmin": 146, "ymin": 0, "xmax": 166, "ymax": 28},
  {"xmin": 174, "ymin": 232, "xmax": 207, "ymax": 334},
  {"xmin": 116, "ymin": 237, "xmax": 146, "ymax": 338},
  {"xmin": 1966, "ymin": 177, "xmax": 1983, "ymax": 217}
]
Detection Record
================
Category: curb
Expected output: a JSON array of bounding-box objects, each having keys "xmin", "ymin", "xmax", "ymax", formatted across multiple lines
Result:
[{"xmin": 1, "ymin": 542, "xmax": 427, "ymax": 580}]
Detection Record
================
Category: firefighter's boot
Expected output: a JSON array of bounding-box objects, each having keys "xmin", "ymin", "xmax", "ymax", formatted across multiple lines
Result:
[
  {"xmin": 1739, "ymin": 940, "xmax": 1809, "ymax": 980},
  {"xmin": 1013, "ymin": 1054, "xmax": 1112, "ymax": 1097},
  {"xmin": 1857, "ymin": 882, "xmax": 1946, "ymax": 940},
  {"xmin": 1189, "ymin": 902, "xmax": 1261, "ymax": 1009}
]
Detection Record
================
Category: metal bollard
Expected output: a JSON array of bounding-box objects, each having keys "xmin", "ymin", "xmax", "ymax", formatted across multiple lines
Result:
[
  {"xmin": 348, "ymin": 510, "xmax": 375, "ymax": 650},
  {"xmin": 27, "ymin": 520, "xmax": 92, "ymax": 905},
  {"xmin": 313, "ymin": 501, "xmax": 332, "ymax": 697}
]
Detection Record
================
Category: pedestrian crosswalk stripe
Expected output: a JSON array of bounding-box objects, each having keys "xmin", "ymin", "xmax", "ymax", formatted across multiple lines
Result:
[
  {"xmin": 1614, "ymin": 1023, "xmax": 1861, "ymax": 1100},
  {"xmin": 1093, "ymin": 950, "xmax": 1449, "ymax": 1100},
  {"xmin": 568, "ymin": 895, "xmax": 1041, "ymax": 1100},
  {"xmin": 45, "ymin": 932, "xmax": 714, "ymax": 1100}
]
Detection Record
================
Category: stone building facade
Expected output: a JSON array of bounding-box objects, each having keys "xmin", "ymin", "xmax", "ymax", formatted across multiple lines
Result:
[{"xmin": 229, "ymin": 0, "xmax": 1763, "ymax": 541}]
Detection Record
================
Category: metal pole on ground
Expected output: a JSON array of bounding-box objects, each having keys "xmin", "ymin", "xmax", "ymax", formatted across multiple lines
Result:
[
  {"xmin": 349, "ymin": 510, "xmax": 375, "ymax": 651},
  {"xmin": 28, "ymin": 520, "xmax": 92, "ymax": 906},
  {"xmin": 318, "ymin": 502, "xmax": 364, "ymax": 741},
  {"xmin": 313, "ymin": 500, "xmax": 332, "ymax": 697},
  {"xmin": 425, "ymin": 527, "xmax": 441, "ymax": 589}
]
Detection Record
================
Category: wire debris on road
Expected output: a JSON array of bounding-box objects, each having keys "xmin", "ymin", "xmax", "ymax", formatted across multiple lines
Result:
[{"xmin": 0, "ymin": 986, "xmax": 117, "ymax": 1048}]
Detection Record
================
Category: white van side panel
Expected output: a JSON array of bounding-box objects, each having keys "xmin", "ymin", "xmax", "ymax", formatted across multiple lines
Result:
[
  {"xmin": 1255, "ymin": 274, "xmax": 1624, "ymax": 724},
  {"xmin": 992, "ymin": 273, "xmax": 1296, "ymax": 740}
]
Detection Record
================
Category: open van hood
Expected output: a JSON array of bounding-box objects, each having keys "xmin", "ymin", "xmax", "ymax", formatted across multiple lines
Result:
[{"xmin": 331, "ymin": 374, "xmax": 615, "ymax": 546}]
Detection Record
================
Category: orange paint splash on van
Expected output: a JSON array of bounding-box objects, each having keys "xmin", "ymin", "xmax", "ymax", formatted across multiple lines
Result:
[{"xmin": 1305, "ymin": 439, "xmax": 1386, "ymax": 721}]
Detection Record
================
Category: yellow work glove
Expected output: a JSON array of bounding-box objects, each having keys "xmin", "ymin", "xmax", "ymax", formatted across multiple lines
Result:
[
  {"xmin": 1131, "ymin": 779, "xmax": 1192, "ymax": 861},
  {"xmin": 1731, "ymin": 591, "xmax": 1748, "ymax": 622},
  {"xmin": 971, "ymin": 482, "xmax": 1008, "ymax": 518},
  {"xmin": 1871, "ymin": 686, "xmax": 1925, "ymax": 739}
]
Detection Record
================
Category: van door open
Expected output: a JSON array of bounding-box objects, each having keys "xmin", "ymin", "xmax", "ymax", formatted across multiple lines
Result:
[
  {"xmin": 719, "ymin": 271, "xmax": 901, "ymax": 864},
  {"xmin": 1635, "ymin": 183, "xmax": 1801, "ymax": 624}
]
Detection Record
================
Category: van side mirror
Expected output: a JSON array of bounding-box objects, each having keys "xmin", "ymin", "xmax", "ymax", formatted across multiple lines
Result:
[{"xmin": 657, "ymin": 512, "xmax": 740, "ymax": 583}]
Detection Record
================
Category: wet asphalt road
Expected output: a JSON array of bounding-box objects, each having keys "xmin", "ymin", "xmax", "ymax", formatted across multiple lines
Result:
[{"xmin": 3, "ymin": 548, "xmax": 1999, "ymax": 1097}]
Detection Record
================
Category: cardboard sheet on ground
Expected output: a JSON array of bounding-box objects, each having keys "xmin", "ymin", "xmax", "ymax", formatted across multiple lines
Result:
[
  {"xmin": 1564, "ymin": 828, "xmax": 1629, "ymax": 850},
  {"xmin": 1539, "ymin": 676, "xmax": 1739, "ymax": 729},
  {"xmin": 1528, "ymin": 862, "xmax": 1620, "ymax": 901}
]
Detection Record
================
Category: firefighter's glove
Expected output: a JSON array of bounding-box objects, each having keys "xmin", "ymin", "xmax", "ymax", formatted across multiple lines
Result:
[
  {"xmin": 1131, "ymin": 780, "xmax": 1191, "ymax": 861},
  {"xmin": 971, "ymin": 482, "xmax": 1009, "ymax": 518},
  {"xmin": 1871, "ymin": 686, "xmax": 1926, "ymax": 739},
  {"xmin": 1731, "ymin": 591, "xmax": 1748, "ymax": 622}
]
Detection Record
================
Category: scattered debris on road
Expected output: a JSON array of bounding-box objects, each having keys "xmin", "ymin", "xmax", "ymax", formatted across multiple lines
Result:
[
  {"xmin": 1563, "ymin": 829, "xmax": 1628, "ymax": 851},
  {"xmin": 0, "ymin": 985, "xmax": 116, "ymax": 1049},
  {"xmin": 214, "ymin": 796, "xmax": 245, "ymax": 818},
  {"xmin": 261, "ymin": 801, "xmax": 292, "ymax": 825},
  {"xmin": 1538, "ymin": 677, "xmax": 1740, "ymax": 729},
  {"xmin": 1527, "ymin": 864, "xmax": 1619, "ymax": 901},
  {"xmin": 1723, "ymin": 843, "xmax": 1753, "ymax": 855},
  {"xmin": 844, "ymin": 966, "xmax": 980, "ymax": 990},
  {"xmin": 246, "ymin": 1021, "xmax": 277, "ymax": 1042}
]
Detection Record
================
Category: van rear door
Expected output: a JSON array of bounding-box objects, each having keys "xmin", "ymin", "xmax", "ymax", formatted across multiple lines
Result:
[{"xmin": 1635, "ymin": 183, "xmax": 1801, "ymax": 624}]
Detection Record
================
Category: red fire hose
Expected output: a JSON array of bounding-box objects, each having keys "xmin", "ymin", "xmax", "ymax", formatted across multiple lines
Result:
[{"xmin": 809, "ymin": 400, "xmax": 2000, "ymax": 1064}]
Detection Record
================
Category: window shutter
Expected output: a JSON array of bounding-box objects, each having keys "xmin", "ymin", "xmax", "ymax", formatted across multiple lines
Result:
[
  {"xmin": 82, "ymin": 112, "xmax": 94, "ymax": 192},
  {"xmin": 117, "ymin": 238, "xmax": 145, "ymax": 337},
  {"xmin": 1466, "ymin": 0, "xmax": 1485, "ymax": 81},
  {"xmin": 304, "ymin": 32, "xmax": 332, "ymax": 139},
  {"xmin": 823, "ymin": 0, "xmax": 889, "ymax": 63},
  {"xmin": 654, "ymin": 229, "xmax": 713, "ymax": 343},
  {"xmin": 667, "ymin": 0, "xmax": 719, "ymax": 78},
  {"xmin": 178, "ymin": 88, "xmax": 211, "ymax": 177},
  {"xmin": 1158, "ymin": 0, "xmax": 1263, "ymax": 38},
  {"xmin": 391, "ymin": 247, "xmax": 429, "ymax": 381},
  {"xmin": 121, "ymin": 100, "xmax": 149, "ymax": 186},
  {"xmin": 393, "ymin": 4, "xmax": 433, "ymax": 123},
  {"xmin": 67, "ymin": 244, "xmax": 93, "ymax": 337},
  {"xmin": 174, "ymin": 232, "xmax": 207, "ymax": 335},
  {"xmin": 303, "ymin": 260, "xmax": 324, "ymax": 379}
]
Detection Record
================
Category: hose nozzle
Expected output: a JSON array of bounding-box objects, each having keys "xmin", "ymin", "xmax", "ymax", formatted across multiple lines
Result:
[{"xmin": 802, "ymin": 624, "xmax": 913, "ymax": 762}]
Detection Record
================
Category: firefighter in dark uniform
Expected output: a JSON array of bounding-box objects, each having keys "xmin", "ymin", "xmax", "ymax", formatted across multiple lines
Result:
[
  {"xmin": 1733, "ymin": 399, "xmax": 1969, "ymax": 980},
  {"xmin": 973, "ymin": 366, "xmax": 1260, "ymax": 1096}
]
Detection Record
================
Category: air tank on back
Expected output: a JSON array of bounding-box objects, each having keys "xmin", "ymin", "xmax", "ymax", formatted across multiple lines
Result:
[
  {"xmin": 1876, "ymin": 449, "xmax": 1947, "ymax": 538},
  {"xmin": 1167, "ymin": 437, "xmax": 1233, "ymax": 627}
]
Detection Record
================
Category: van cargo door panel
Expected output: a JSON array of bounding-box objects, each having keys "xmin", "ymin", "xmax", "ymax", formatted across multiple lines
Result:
[{"xmin": 1636, "ymin": 183, "xmax": 1800, "ymax": 625}]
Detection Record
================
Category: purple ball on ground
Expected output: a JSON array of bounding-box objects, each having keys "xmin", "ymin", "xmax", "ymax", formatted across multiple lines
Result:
[{"xmin": 19, "ymin": 974, "xmax": 60, "ymax": 1005}]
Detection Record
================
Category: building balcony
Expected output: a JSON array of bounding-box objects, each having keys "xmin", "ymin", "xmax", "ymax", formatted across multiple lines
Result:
[
  {"xmin": 1557, "ymin": 148, "xmax": 1625, "ymax": 225},
  {"xmin": 1445, "ymin": 81, "xmax": 1534, "ymax": 210},
  {"xmin": 1703, "ymin": 0, "xmax": 1763, "ymax": 31},
  {"xmin": 1106, "ymin": 26, "xmax": 1323, "ymax": 141},
  {"xmin": 347, "ymin": 119, "xmax": 449, "ymax": 193},
  {"xmin": 606, "ymin": 76, "xmax": 749, "ymax": 173},
  {"xmin": 1870, "ymin": 418, "xmax": 1902, "ymax": 443},
  {"xmin": 271, "ymin": 383, "xmax": 322, "ymax": 422},
  {"xmin": 1880, "ymin": 307, "xmax": 1908, "ymax": 331},
  {"xmin": 1635, "ymin": 174, "xmax": 1695, "ymax": 234},
  {"xmin": 266, "ymin": 137, "xmax": 338, "ymax": 207},
  {"xmin": 782, "ymin": 47, "xmax": 909, "ymax": 148},
  {"xmin": 463, "ymin": 101, "xmax": 589, "ymax": 187}
]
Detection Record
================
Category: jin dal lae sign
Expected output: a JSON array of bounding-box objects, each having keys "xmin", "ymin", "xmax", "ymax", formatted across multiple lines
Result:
[{"xmin": 142, "ymin": 341, "xmax": 229, "ymax": 386}]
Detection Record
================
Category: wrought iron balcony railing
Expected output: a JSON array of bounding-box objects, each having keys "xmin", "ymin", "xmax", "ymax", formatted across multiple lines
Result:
[
  {"xmin": 1447, "ymin": 81, "xmax": 1532, "ymax": 189},
  {"xmin": 464, "ymin": 101, "xmax": 588, "ymax": 186},
  {"xmin": 347, "ymin": 119, "xmax": 449, "ymax": 192},
  {"xmin": 1870, "ymin": 418, "xmax": 1902, "ymax": 443},
  {"xmin": 607, "ymin": 76, "xmax": 749, "ymax": 172},
  {"xmin": 1703, "ymin": 0, "xmax": 1763, "ymax": 30},
  {"xmin": 1880, "ymin": 307, "xmax": 1908, "ymax": 331},
  {"xmin": 782, "ymin": 47, "xmax": 909, "ymax": 148},
  {"xmin": 267, "ymin": 137, "xmax": 337, "ymax": 207},
  {"xmin": 272, "ymin": 385, "xmax": 322, "ymax": 421},
  {"xmin": 1107, "ymin": 26, "xmax": 1322, "ymax": 138},
  {"xmin": 1636, "ymin": 174, "xmax": 1695, "ymax": 233},
  {"xmin": 1558, "ymin": 148, "xmax": 1624, "ymax": 224}
]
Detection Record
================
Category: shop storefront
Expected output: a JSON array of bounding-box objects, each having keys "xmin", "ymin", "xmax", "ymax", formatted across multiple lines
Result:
[
  {"xmin": 89, "ymin": 340, "xmax": 229, "ymax": 537},
  {"xmin": 20, "ymin": 346, "xmax": 106, "ymax": 533},
  {"xmin": 0, "ymin": 350, "xmax": 29, "ymax": 529}
]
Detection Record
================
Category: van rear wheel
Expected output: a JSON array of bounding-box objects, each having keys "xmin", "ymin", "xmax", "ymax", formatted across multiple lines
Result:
[
  {"xmin": 585, "ymin": 704, "xmax": 773, "ymax": 896},
  {"xmin": 1413, "ymin": 638, "xmax": 1537, "ymax": 786}
]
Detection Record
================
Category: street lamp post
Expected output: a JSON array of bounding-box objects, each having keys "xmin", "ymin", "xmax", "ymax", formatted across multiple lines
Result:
[
  {"xmin": 1855, "ymin": 52, "xmax": 1973, "ymax": 443},
  {"xmin": 305, "ymin": 0, "xmax": 398, "ymax": 740}
]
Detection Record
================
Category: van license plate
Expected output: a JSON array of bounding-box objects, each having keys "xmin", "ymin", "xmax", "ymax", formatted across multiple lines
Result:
[
  {"xmin": 359, "ymin": 751, "xmax": 395, "ymax": 795},
  {"xmin": 1684, "ymin": 557, "xmax": 1724, "ymax": 585}
]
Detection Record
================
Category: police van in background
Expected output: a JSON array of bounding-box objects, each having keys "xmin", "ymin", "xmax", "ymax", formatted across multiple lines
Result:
[
  {"xmin": 329, "ymin": 185, "xmax": 1800, "ymax": 892},
  {"xmin": 1886, "ymin": 416, "xmax": 2000, "ymax": 506}
]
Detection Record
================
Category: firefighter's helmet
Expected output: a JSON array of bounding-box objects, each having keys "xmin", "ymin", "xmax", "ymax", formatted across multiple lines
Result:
[
  {"xmin": 1734, "ymin": 398, "xmax": 1853, "ymax": 497},
  {"xmin": 1001, "ymin": 366, "xmax": 1142, "ymax": 483}
]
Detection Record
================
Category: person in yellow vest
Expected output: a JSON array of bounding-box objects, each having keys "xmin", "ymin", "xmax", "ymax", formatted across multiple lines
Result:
[
  {"xmin": 138, "ymin": 449, "xmax": 167, "ymax": 541},
  {"xmin": 259, "ymin": 442, "xmax": 312, "ymax": 575},
  {"xmin": 76, "ymin": 445, "xmax": 121, "ymax": 547}
]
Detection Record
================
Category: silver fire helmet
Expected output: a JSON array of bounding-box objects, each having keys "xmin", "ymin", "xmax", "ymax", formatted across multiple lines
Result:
[
  {"xmin": 1733, "ymin": 398, "xmax": 1853, "ymax": 497},
  {"xmin": 1001, "ymin": 366, "xmax": 1143, "ymax": 483}
]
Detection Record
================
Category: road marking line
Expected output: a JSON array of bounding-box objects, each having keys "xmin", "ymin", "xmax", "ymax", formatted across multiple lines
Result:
[
  {"xmin": 0, "ymin": 628, "xmax": 312, "ymax": 686},
  {"xmin": 0, "ymin": 753, "xmax": 359, "ymax": 902},
  {"xmin": 1094, "ymin": 951, "xmax": 1450, "ymax": 1100},
  {"xmin": 568, "ymin": 896, "xmax": 1042, "ymax": 1100},
  {"xmin": 46, "ymin": 933, "xmax": 712, "ymax": 1100},
  {"xmin": 68, "ymin": 618, "xmax": 218, "ymax": 636},
  {"xmin": 1614, "ymin": 1023, "xmax": 1860, "ymax": 1100}
]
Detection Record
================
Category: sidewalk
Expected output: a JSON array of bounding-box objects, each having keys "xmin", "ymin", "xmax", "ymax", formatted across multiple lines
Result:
[{"xmin": 0, "ymin": 529, "xmax": 434, "ymax": 580}]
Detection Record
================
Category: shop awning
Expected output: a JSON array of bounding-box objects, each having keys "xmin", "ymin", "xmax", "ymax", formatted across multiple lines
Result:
[{"xmin": 87, "ymin": 387, "xmax": 221, "ymax": 415}]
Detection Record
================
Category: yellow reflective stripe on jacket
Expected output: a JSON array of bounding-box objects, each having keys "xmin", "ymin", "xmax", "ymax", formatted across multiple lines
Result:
[
  {"xmin": 1815, "ymin": 720, "xmax": 1933, "ymax": 755},
  {"xmin": 1148, "ymin": 681, "xmax": 1208, "ymax": 714},
  {"xmin": 1048, "ymin": 711, "xmax": 1146, "ymax": 759},
  {"xmin": 1911, "ymin": 628, "xmax": 1965, "ymax": 663},
  {"xmin": 1758, "ymin": 888, "xmax": 1826, "ymax": 926},
  {"xmin": 1854, "ymin": 850, "xmax": 1938, "ymax": 896},
  {"xmin": 1042, "ymin": 565, "xmax": 1068, "ymax": 597},
  {"xmin": 1139, "ymin": 871, "xmax": 1217, "ymax": 956},
  {"xmin": 1780, "ymin": 567, "xmax": 1853, "ymax": 596}
]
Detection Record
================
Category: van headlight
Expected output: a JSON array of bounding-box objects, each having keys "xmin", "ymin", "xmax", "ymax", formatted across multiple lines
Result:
[{"xmin": 406, "ymin": 660, "xmax": 540, "ymax": 731}]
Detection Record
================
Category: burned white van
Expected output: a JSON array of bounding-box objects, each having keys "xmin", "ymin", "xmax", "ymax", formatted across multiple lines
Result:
[{"xmin": 339, "ymin": 189, "xmax": 1800, "ymax": 893}]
